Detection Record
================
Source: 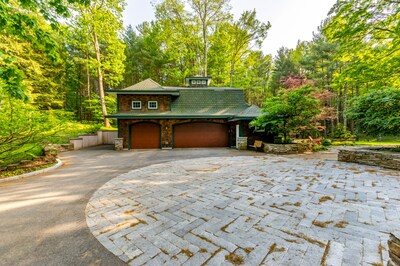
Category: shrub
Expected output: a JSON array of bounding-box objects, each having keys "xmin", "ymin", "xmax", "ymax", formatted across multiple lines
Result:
[
  {"xmin": 332, "ymin": 124, "xmax": 354, "ymax": 140},
  {"xmin": 313, "ymin": 144, "xmax": 328, "ymax": 151},
  {"xmin": 321, "ymin": 139, "xmax": 332, "ymax": 146}
]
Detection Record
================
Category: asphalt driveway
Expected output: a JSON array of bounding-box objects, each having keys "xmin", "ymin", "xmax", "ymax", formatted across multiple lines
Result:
[{"xmin": 0, "ymin": 146, "xmax": 248, "ymax": 266}]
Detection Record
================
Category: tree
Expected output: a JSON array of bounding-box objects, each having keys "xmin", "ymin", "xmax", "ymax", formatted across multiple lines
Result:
[
  {"xmin": 0, "ymin": 0, "xmax": 88, "ymax": 100},
  {"xmin": 324, "ymin": 0, "xmax": 400, "ymax": 90},
  {"xmin": 0, "ymin": 98, "xmax": 58, "ymax": 167},
  {"xmin": 268, "ymin": 47, "xmax": 300, "ymax": 96},
  {"xmin": 155, "ymin": 0, "xmax": 230, "ymax": 77},
  {"xmin": 71, "ymin": 0, "xmax": 126, "ymax": 127},
  {"xmin": 251, "ymin": 86, "xmax": 321, "ymax": 141},
  {"xmin": 347, "ymin": 88, "xmax": 400, "ymax": 137},
  {"xmin": 226, "ymin": 10, "xmax": 270, "ymax": 87}
]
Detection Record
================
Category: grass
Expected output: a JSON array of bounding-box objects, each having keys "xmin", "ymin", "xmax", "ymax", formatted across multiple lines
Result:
[
  {"xmin": 1, "ymin": 121, "xmax": 102, "ymax": 167},
  {"xmin": 0, "ymin": 162, "xmax": 57, "ymax": 178},
  {"xmin": 49, "ymin": 122, "xmax": 102, "ymax": 144},
  {"xmin": 332, "ymin": 136, "xmax": 400, "ymax": 146}
]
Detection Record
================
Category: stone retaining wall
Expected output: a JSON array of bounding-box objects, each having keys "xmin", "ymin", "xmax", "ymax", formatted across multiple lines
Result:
[
  {"xmin": 389, "ymin": 232, "xmax": 400, "ymax": 266},
  {"xmin": 338, "ymin": 148, "xmax": 400, "ymax": 170},
  {"xmin": 70, "ymin": 130, "xmax": 118, "ymax": 150},
  {"xmin": 262, "ymin": 143, "xmax": 309, "ymax": 154}
]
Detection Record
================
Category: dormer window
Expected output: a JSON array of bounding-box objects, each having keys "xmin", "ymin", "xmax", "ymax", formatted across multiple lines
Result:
[
  {"xmin": 148, "ymin": 101, "xmax": 158, "ymax": 110},
  {"xmin": 131, "ymin": 101, "xmax": 142, "ymax": 110},
  {"xmin": 186, "ymin": 76, "xmax": 212, "ymax": 87}
]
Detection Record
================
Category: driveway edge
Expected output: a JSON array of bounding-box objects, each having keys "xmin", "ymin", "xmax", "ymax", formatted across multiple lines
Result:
[{"xmin": 0, "ymin": 159, "xmax": 63, "ymax": 183}]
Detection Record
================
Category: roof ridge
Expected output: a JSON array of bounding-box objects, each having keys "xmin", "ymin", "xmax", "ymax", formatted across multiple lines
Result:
[
  {"xmin": 122, "ymin": 78, "xmax": 163, "ymax": 90},
  {"xmin": 145, "ymin": 78, "xmax": 162, "ymax": 88}
]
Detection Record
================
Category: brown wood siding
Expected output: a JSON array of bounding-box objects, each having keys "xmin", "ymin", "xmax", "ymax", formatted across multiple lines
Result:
[
  {"xmin": 173, "ymin": 122, "xmax": 228, "ymax": 148},
  {"xmin": 130, "ymin": 122, "xmax": 161, "ymax": 149},
  {"xmin": 119, "ymin": 95, "xmax": 170, "ymax": 112}
]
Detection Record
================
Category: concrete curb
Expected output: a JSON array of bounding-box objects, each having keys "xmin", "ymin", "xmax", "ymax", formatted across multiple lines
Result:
[{"xmin": 0, "ymin": 159, "xmax": 63, "ymax": 183}]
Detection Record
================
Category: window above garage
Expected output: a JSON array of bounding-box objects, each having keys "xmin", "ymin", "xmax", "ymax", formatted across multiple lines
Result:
[
  {"xmin": 131, "ymin": 101, "xmax": 142, "ymax": 110},
  {"xmin": 148, "ymin": 101, "xmax": 158, "ymax": 110}
]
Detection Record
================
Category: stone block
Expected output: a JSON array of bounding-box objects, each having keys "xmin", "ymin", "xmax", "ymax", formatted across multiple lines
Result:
[{"xmin": 115, "ymin": 138, "xmax": 124, "ymax": 151}]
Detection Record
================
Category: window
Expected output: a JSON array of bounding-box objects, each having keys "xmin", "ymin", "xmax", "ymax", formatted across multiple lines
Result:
[
  {"xmin": 148, "ymin": 101, "xmax": 158, "ymax": 110},
  {"xmin": 201, "ymin": 80, "xmax": 207, "ymax": 85},
  {"xmin": 131, "ymin": 101, "xmax": 142, "ymax": 110}
]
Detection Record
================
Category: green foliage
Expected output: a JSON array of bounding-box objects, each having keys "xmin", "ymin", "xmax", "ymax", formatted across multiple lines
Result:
[
  {"xmin": 251, "ymin": 86, "xmax": 321, "ymax": 141},
  {"xmin": 0, "ymin": 162, "xmax": 57, "ymax": 178},
  {"xmin": 48, "ymin": 122, "xmax": 101, "ymax": 144},
  {"xmin": 0, "ymin": 98, "xmax": 58, "ymax": 166},
  {"xmin": 324, "ymin": 0, "xmax": 400, "ymax": 89},
  {"xmin": 321, "ymin": 139, "xmax": 332, "ymax": 147},
  {"xmin": 0, "ymin": 0, "xmax": 88, "ymax": 100},
  {"xmin": 332, "ymin": 123, "xmax": 354, "ymax": 140},
  {"xmin": 268, "ymin": 47, "xmax": 301, "ymax": 95},
  {"xmin": 347, "ymin": 88, "xmax": 400, "ymax": 137},
  {"xmin": 312, "ymin": 144, "xmax": 328, "ymax": 151}
]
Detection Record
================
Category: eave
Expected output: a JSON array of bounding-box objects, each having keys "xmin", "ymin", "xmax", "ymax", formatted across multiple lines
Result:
[
  {"xmin": 105, "ymin": 90, "xmax": 180, "ymax": 96},
  {"xmin": 106, "ymin": 114, "xmax": 233, "ymax": 119}
]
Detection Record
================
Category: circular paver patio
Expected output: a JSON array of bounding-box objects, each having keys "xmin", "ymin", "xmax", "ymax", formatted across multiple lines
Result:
[{"xmin": 86, "ymin": 156, "xmax": 400, "ymax": 265}]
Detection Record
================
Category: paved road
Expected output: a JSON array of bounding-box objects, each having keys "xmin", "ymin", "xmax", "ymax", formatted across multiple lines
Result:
[
  {"xmin": 0, "ymin": 146, "xmax": 254, "ymax": 266},
  {"xmin": 87, "ymin": 155, "xmax": 400, "ymax": 265}
]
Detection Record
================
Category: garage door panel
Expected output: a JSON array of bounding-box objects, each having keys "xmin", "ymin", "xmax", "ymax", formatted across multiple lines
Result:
[
  {"xmin": 174, "ymin": 122, "xmax": 228, "ymax": 148},
  {"xmin": 131, "ymin": 122, "xmax": 160, "ymax": 149}
]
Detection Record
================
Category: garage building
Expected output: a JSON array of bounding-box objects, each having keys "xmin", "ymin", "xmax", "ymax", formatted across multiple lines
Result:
[{"xmin": 106, "ymin": 77, "xmax": 260, "ymax": 149}]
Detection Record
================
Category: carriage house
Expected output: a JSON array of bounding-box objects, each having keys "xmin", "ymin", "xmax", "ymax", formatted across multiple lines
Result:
[{"xmin": 106, "ymin": 77, "xmax": 260, "ymax": 149}]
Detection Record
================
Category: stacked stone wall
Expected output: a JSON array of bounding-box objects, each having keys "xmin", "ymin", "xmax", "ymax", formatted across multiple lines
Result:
[{"xmin": 338, "ymin": 148, "xmax": 400, "ymax": 170}]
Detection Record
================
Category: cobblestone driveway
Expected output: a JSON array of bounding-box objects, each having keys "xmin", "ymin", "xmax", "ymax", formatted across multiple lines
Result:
[{"xmin": 86, "ymin": 156, "xmax": 400, "ymax": 265}]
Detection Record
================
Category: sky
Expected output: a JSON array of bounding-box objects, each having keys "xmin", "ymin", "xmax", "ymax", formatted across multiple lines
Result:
[{"xmin": 122, "ymin": 0, "xmax": 337, "ymax": 56}]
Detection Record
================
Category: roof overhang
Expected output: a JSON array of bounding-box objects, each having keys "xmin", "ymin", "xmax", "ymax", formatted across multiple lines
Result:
[
  {"xmin": 106, "ymin": 114, "xmax": 232, "ymax": 119},
  {"xmin": 228, "ymin": 117, "xmax": 257, "ymax": 121},
  {"xmin": 106, "ymin": 90, "xmax": 180, "ymax": 96}
]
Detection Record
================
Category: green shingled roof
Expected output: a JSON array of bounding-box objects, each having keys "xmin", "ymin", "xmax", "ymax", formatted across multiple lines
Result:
[{"xmin": 107, "ymin": 79, "xmax": 261, "ymax": 120}]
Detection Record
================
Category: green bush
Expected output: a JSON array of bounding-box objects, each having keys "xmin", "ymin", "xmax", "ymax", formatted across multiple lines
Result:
[
  {"xmin": 332, "ymin": 124, "xmax": 354, "ymax": 140},
  {"xmin": 321, "ymin": 139, "xmax": 332, "ymax": 146},
  {"xmin": 283, "ymin": 138, "xmax": 293, "ymax": 144},
  {"xmin": 313, "ymin": 144, "xmax": 328, "ymax": 151}
]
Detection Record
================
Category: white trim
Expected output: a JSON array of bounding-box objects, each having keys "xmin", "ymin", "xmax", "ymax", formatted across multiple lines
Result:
[
  {"xmin": 131, "ymin": 101, "xmax": 142, "ymax": 110},
  {"xmin": 0, "ymin": 159, "xmax": 63, "ymax": 183},
  {"xmin": 148, "ymin": 101, "xmax": 158, "ymax": 110}
]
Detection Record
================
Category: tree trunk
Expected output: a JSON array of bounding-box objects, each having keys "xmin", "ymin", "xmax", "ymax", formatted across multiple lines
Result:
[
  {"xmin": 93, "ymin": 31, "xmax": 110, "ymax": 128},
  {"xmin": 283, "ymin": 120, "xmax": 287, "ymax": 141},
  {"xmin": 229, "ymin": 62, "xmax": 234, "ymax": 88},
  {"xmin": 343, "ymin": 85, "xmax": 348, "ymax": 129},
  {"xmin": 203, "ymin": 28, "xmax": 208, "ymax": 76}
]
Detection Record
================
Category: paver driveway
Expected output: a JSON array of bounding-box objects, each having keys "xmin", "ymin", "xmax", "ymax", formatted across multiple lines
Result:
[{"xmin": 86, "ymin": 155, "xmax": 400, "ymax": 266}]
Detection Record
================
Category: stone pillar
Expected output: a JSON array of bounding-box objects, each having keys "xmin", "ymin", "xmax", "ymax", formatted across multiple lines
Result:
[
  {"xmin": 389, "ymin": 232, "xmax": 400, "ymax": 266},
  {"xmin": 237, "ymin": 137, "xmax": 248, "ymax": 150},
  {"xmin": 114, "ymin": 138, "xmax": 124, "ymax": 151}
]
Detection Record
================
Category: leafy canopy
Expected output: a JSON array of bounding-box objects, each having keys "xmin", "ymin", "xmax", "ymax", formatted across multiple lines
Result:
[
  {"xmin": 251, "ymin": 86, "xmax": 321, "ymax": 140},
  {"xmin": 348, "ymin": 88, "xmax": 400, "ymax": 137}
]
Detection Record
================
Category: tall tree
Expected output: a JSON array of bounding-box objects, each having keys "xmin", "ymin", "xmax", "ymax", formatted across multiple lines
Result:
[
  {"xmin": 155, "ymin": 0, "xmax": 230, "ymax": 77},
  {"xmin": 71, "ymin": 0, "xmax": 126, "ymax": 127},
  {"xmin": 226, "ymin": 10, "xmax": 270, "ymax": 87},
  {"xmin": 189, "ymin": 0, "xmax": 230, "ymax": 76},
  {"xmin": 268, "ymin": 47, "xmax": 300, "ymax": 95},
  {"xmin": 0, "ymin": 0, "xmax": 88, "ymax": 100}
]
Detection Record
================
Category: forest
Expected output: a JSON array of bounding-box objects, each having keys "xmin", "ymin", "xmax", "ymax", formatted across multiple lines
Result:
[{"xmin": 1, "ymin": 0, "xmax": 399, "ymax": 167}]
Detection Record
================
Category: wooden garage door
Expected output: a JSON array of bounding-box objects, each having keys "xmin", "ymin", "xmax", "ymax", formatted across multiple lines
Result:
[
  {"xmin": 130, "ymin": 122, "xmax": 160, "ymax": 149},
  {"xmin": 174, "ymin": 122, "xmax": 228, "ymax": 148}
]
